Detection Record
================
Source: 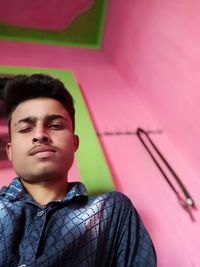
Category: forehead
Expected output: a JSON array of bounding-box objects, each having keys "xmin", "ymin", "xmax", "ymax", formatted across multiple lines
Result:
[{"xmin": 11, "ymin": 98, "xmax": 70, "ymax": 123}]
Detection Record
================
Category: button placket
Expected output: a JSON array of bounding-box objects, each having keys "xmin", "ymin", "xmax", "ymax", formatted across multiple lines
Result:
[{"xmin": 20, "ymin": 208, "xmax": 47, "ymax": 265}]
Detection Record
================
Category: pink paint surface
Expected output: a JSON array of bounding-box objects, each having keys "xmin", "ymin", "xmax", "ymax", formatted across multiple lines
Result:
[
  {"xmin": 0, "ymin": 0, "xmax": 93, "ymax": 31},
  {"xmin": 0, "ymin": 0, "xmax": 200, "ymax": 265},
  {"xmin": 104, "ymin": 0, "xmax": 200, "ymax": 265},
  {"xmin": 104, "ymin": 0, "xmax": 200, "ymax": 180}
]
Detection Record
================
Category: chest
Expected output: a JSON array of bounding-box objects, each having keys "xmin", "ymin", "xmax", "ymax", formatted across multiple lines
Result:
[{"xmin": 0, "ymin": 201, "xmax": 112, "ymax": 267}]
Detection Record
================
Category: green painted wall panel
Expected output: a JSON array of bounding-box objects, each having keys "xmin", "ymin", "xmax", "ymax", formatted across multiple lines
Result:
[{"xmin": 0, "ymin": 0, "xmax": 108, "ymax": 49}]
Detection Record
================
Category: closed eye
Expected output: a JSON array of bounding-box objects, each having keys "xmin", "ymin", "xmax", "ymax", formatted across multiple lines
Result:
[{"xmin": 18, "ymin": 127, "xmax": 32, "ymax": 133}]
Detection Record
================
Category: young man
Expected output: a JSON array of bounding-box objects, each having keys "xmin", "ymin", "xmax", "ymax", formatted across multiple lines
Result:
[{"xmin": 1, "ymin": 74, "xmax": 156, "ymax": 267}]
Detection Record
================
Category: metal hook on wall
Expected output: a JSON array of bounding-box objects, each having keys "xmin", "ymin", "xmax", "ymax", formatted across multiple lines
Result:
[{"xmin": 136, "ymin": 127, "xmax": 197, "ymax": 221}]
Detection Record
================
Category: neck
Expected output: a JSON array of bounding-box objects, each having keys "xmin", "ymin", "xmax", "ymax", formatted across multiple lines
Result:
[{"xmin": 20, "ymin": 178, "xmax": 68, "ymax": 205}]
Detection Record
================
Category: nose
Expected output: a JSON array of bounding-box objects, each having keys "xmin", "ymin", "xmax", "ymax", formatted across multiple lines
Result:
[
  {"xmin": 33, "ymin": 135, "xmax": 49, "ymax": 143},
  {"xmin": 32, "ymin": 124, "xmax": 50, "ymax": 144}
]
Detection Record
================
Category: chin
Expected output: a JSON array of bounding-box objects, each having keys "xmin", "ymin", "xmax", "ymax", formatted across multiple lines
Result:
[{"xmin": 22, "ymin": 170, "xmax": 67, "ymax": 182}]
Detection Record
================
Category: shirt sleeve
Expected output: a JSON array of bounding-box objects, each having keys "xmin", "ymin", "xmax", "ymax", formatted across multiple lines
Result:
[{"xmin": 113, "ymin": 193, "xmax": 157, "ymax": 267}]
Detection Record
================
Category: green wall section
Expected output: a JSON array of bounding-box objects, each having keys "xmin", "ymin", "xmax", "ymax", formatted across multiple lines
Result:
[
  {"xmin": 0, "ymin": 0, "xmax": 108, "ymax": 49},
  {"xmin": 0, "ymin": 66, "xmax": 115, "ymax": 193}
]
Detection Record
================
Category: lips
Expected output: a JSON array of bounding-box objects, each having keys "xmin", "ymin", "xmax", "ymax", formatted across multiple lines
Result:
[{"xmin": 29, "ymin": 145, "xmax": 56, "ymax": 156}]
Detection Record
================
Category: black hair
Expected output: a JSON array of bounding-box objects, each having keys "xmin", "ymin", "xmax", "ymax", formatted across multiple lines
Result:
[
  {"xmin": 3, "ymin": 74, "xmax": 75, "ymax": 133},
  {"xmin": 0, "ymin": 77, "xmax": 12, "ymax": 117}
]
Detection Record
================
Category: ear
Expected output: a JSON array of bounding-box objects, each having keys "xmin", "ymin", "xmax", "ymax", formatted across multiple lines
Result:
[
  {"xmin": 6, "ymin": 142, "xmax": 12, "ymax": 161},
  {"xmin": 73, "ymin": 135, "xmax": 79, "ymax": 152}
]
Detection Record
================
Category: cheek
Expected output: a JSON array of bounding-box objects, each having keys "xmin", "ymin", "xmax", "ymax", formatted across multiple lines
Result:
[
  {"xmin": 10, "ymin": 140, "xmax": 26, "ymax": 160},
  {"xmin": 60, "ymin": 136, "xmax": 76, "ymax": 149},
  {"xmin": 9, "ymin": 147, "xmax": 26, "ymax": 175},
  {"xmin": 60, "ymin": 140, "xmax": 76, "ymax": 162}
]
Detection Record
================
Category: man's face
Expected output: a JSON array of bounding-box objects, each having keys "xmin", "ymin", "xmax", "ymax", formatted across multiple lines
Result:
[{"xmin": 6, "ymin": 98, "xmax": 79, "ymax": 183}]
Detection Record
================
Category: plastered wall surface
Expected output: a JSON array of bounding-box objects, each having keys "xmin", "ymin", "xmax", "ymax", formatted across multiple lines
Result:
[
  {"xmin": 0, "ymin": 0, "xmax": 93, "ymax": 31},
  {"xmin": 0, "ymin": 0, "xmax": 200, "ymax": 266},
  {"xmin": 104, "ymin": 0, "xmax": 200, "ymax": 176},
  {"xmin": 103, "ymin": 0, "xmax": 200, "ymax": 265}
]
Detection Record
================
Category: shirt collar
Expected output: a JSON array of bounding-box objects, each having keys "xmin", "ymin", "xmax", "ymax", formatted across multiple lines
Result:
[{"xmin": 0, "ymin": 177, "xmax": 87, "ymax": 202}]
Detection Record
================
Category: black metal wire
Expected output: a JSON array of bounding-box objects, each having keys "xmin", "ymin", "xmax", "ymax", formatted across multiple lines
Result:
[{"xmin": 136, "ymin": 128, "xmax": 196, "ymax": 211}]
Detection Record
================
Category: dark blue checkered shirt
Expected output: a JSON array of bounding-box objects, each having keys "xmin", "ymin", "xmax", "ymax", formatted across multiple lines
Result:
[{"xmin": 0, "ymin": 178, "xmax": 156, "ymax": 267}]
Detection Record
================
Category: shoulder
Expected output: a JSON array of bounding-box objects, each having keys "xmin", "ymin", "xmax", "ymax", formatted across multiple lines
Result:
[
  {"xmin": 88, "ymin": 191, "xmax": 135, "ymax": 216},
  {"xmin": 97, "ymin": 191, "xmax": 133, "ymax": 205}
]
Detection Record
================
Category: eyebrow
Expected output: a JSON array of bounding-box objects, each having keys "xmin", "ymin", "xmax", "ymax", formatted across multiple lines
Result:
[{"xmin": 14, "ymin": 114, "xmax": 69, "ymax": 127}]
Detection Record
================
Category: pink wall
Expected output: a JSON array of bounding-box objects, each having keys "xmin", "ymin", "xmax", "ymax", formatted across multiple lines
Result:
[
  {"xmin": 0, "ymin": 0, "xmax": 93, "ymax": 31},
  {"xmin": 104, "ymin": 0, "xmax": 200, "ymax": 177},
  {"xmin": 104, "ymin": 0, "xmax": 200, "ymax": 265},
  {"xmin": 0, "ymin": 0, "xmax": 200, "ymax": 265}
]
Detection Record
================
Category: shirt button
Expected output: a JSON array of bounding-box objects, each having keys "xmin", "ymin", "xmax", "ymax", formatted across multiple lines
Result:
[
  {"xmin": 19, "ymin": 265, "xmax": 27, "ymax": 267},
  {"xmin": 37, "ymin": 210, "xmax": 45, "ymax": 217}
]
